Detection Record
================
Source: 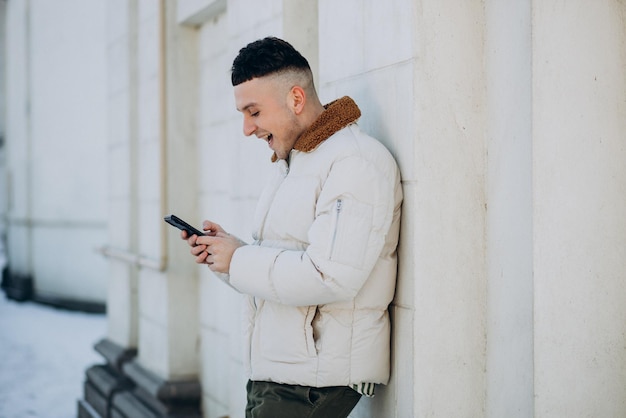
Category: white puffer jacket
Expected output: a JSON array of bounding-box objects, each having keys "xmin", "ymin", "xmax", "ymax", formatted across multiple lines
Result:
[{"xmin": 227, "ymin": 96, "xmax": 402, "ymax": 387}]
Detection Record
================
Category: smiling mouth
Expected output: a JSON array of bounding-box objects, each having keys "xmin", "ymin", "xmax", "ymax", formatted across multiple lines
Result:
[{"xmin": 262, "ymin": 133, "xmax": 273, "ymax": 144}]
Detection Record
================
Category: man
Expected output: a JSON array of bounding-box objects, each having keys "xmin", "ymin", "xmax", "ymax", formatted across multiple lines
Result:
[{"xmin": 183, "ymin": 37, "xmax": 402, "ymax": 418}]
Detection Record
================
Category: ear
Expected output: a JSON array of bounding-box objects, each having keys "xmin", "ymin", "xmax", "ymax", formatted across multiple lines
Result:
[{"xmin": 290, "ymin": 86, "xmax": 306, "ymax": 115}]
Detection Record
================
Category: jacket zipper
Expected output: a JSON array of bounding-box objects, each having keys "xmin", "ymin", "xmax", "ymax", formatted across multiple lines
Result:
[{"xmin": 329, "ymin": 199, "xmax": 343, "ymax": 260}]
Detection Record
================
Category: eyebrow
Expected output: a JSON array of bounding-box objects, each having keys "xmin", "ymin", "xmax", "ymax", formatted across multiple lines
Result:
[{"xmin": 237, "ymin": 102, "xmax": 258, "ymax": 113}]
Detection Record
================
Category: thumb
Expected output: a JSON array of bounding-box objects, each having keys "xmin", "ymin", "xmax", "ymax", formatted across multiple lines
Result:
[{"xmin": 202, "ymin": 220, "xmax": 224, "ymax": 235}]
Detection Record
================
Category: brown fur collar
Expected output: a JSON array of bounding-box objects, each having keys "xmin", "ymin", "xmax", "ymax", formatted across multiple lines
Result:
[{"xmin": 271, "ymin": 96, "xmax": 361, "ymax": 162}]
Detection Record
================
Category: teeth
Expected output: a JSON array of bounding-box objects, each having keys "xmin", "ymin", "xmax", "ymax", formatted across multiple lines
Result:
[{"xmin": 258, "ymin": 133, "xmax": 272, "ymax": 142}]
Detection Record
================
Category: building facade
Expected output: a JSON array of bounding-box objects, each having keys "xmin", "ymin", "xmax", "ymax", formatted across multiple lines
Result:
[{"xmin": 2, "ymin": 0, "xmax": 626, "ymax": 417}]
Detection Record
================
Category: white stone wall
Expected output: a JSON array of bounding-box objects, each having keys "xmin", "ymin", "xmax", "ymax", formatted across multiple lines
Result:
[
  {"xmin": 4, "ymin": 0, "xmax": 108, "ymax": 303},
  {"xmin": 0, "ymin": 0, "xmax": 7, "ymax": 244}
]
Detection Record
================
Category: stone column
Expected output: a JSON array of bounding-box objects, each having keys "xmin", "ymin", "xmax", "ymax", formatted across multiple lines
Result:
[
  {"xmin": 533, "ymin": 1, "xmax": 626, "ymax": 417},
  {"xmin": 79, "ymin": 0, "xmax": 202, "ymax": 416},
  {"xmin": 484, "ymin": 1, "xmax": 534, "ymax": 416},
  {"xmin": 411, "ymin": 2, "xmax": 489, "ymax": 416},
  {"xmin": 2, "ymin": 0, "xmax": 33, "ymax": 302},
  {"xmin": 79, "ymin": 0, "xmax": 141, "ymax": 416}
]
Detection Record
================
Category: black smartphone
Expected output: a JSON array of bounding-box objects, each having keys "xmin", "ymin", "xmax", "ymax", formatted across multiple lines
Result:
[{"xmin": 164, "ymin": 214, "xmax": 205, "ymax": 236}]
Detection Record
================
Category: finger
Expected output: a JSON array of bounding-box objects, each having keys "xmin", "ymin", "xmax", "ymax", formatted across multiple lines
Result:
[
  {"xmin": 191, "ymin": 244, "xmax": 208, "ymax": 256},
  {"xmin": 195, "ymin": 250, "xmax": 209, "ymax": 264},
  {"xmin": 187, "ymin": 233, "xmax": 199, "ymax": 247},
  {"xmin": 195, "ymin": 235, "xmax": 218, "ymax": 246},
  {"xmin": 202, "ymin": 220, "xmax": 225, "ymax": 235},
  {"xmin": 207, "ymin": 256, "xmax": 220, "ymax": 271}
]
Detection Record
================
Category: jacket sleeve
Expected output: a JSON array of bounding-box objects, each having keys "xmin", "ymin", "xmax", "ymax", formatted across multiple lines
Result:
[{"xmin": 228, "ymin": 153, "xmax": 399, "ymax": 306}]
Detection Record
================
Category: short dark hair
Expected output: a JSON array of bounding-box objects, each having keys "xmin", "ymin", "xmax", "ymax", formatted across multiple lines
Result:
[{"xmin": 231, "ymin": 37, "xmax": 311, "ymax": 86}]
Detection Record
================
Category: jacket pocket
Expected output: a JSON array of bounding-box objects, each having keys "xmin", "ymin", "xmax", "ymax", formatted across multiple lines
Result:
[
  {"xmin": 257, "ymin": 303, "xmax": 317, "ymax": 363},
  {"xmin": 327, "ymin": 198, "xmax": 374, "ymax": 267}
]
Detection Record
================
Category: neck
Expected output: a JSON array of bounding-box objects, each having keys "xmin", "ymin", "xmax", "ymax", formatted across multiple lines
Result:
[{"xmin": 301, "ymin": 100, "xmax": 326, "ymax": 129}]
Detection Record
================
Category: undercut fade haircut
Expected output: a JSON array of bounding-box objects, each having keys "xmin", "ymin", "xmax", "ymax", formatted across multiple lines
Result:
[{"xmin": 231, "ymin": 37, "xmax": 312, "ymax": 86}]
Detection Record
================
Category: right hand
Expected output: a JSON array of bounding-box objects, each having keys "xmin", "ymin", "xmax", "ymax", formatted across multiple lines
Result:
[{"xmin": 180, "ymin": 220, "xmax": 226, "ymax": 265}]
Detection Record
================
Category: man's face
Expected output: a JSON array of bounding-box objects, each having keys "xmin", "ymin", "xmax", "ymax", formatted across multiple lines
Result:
[{"xmin": 234, "ymin": 77, "xmax": 302, "ymax": 160}]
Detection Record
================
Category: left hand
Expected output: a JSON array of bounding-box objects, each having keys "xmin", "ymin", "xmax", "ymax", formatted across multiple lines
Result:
[{"xmin": 194, "ymin": 231, "xmax": 246, "ymax": 274}]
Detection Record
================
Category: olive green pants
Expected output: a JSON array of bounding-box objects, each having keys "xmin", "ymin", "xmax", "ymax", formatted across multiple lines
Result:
[{"xmin": 245, "ymin": 380, "xmax": 362, "ymax": 418}]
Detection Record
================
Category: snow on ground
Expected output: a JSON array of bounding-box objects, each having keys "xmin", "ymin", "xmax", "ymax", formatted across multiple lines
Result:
[{"xmin": 0, "ymin": 294, "xmax": 106, "ymax": 418}]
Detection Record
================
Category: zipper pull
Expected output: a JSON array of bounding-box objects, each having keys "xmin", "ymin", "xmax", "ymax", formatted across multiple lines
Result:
[{"xmin": 336, "ymin": 199, "xmax": 343, "ymax": 212}]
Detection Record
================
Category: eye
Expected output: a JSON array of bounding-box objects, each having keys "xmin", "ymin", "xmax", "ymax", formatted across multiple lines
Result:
[{"xmin": 250, "ymin": 111, "xmax": 259, "ymax": 117}]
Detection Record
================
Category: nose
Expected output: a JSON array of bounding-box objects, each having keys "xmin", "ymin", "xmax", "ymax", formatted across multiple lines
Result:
[{"xmin": 242, "ymin": 115, "xmax": 256, "ymax": 137}]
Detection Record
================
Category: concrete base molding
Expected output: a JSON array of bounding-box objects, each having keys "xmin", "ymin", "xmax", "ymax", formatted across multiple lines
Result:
[
  {"xmin": 1, "ymin": 270, "xmax": 33, "ymax": 302},
  {"xmin": 1, "ymin": 269, "xmax": 105, "ymax": 313},
  {"xmin": 78, "ymin": 338, "xmax": 202, "ymax": 418}
]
